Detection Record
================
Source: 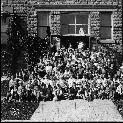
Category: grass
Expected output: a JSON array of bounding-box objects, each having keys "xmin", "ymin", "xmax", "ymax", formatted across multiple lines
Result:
[
  {"xmin": 113, "ymin": 100, "xmax": 123, "ymax": 118},
  {"xmin": 1, "ymin": 101, "xmax": 39, "ymax": 120}
]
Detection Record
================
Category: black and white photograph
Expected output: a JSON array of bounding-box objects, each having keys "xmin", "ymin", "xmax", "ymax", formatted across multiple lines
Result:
[{"xmin": 1, "ymin": 0, "xmax": 123, "ymax": 122}]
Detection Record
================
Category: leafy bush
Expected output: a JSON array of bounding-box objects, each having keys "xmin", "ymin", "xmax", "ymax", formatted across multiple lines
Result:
[
  {"xmin": 1, "ymin": 101, "xmax": 39, "ymax": 120},
  {"xmin": 1, "ymin": 80, "xmax": 9, "ymax": 97}
]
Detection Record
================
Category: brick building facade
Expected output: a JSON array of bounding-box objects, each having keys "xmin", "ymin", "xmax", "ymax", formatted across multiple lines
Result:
[{"xmin": 1, "ymin": 0, "xmax": 122, "ymax": 50}]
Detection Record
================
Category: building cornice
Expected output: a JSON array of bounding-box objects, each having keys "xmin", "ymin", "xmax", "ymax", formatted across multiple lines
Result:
[{"xmin": 34, "ymin": 4, "xmax": 118, "ymax": 10}]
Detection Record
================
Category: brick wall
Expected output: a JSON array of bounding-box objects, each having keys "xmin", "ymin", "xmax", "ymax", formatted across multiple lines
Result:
[
  {"xmin": 90, "ymin": 11, "xmax": 100, "ymax": 40},
  {"xmin": 27, "ymin": 0, "xmax": 118, "ymax": 5},
  {"xmin": 50, "ymin": 11, "xmax": 61, "ymax": 35},
  {"xmin": 112, "ymin": 0, "xmax": 122, "ymax": 51},
  {"xmin": 2, "ymin": 0, "xmax": 122, "ymax": 49},
  {"xmin": 113, "ymin": 9, "xmax": 122, "ymax": 44},
  {"xmin": 26, "ymin": 5, "xmax": 37, "ymax": 36}
]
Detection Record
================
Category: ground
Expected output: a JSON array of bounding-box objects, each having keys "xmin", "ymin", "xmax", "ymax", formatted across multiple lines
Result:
[{"xmin": 31, "ymin": 99, "xmax": 123, "ymax": 122}]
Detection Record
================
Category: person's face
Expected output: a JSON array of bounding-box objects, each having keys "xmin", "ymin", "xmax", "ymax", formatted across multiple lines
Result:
[
  {"xmin": 29, "ymin": 77, "xmax": 32, "ymax": 81},
  {"xmin": 58, "ymin": 59, "xmax": 61, "ymax": 63},
  {"xmin": 14, "ymin": 85, "xmax": 18, "ymax": 89},
  {"xmin": 73, "ymin": 66, "xmax": 76, "ymax": 70},
  {"xmin": 70, "ymin": 75, "xmax": 73, "ymax": 79},
  {"xmin": 47, "ymin": 61, "xmax": 50, "ymax": 65},
  {"xmin": 78, "ymin": 64, "xmax": 82, "ymax": 68},
  {"xmin": 73, "ymin": 83, "xmax": 76, "ymax": 88}
]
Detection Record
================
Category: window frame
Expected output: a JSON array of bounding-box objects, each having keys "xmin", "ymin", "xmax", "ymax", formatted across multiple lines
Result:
[
  {"xmin": 37, "ymin": 11, "xmax": 50, "ymax": 39},
  {"xmin": 100, "ymin": 12, "xmax": 113, "ymax": 40},
  {"xmin": 60, "ymin": 12, "xmax": 90, "ymax": 35}
]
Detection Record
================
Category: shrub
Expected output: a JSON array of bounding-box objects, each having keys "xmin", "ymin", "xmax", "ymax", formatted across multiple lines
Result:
[{"xmin": 1, "ymin": 101, "xmax": 39, "ymax": 120}]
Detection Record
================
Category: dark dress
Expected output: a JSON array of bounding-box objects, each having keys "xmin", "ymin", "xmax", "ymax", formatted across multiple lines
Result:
[{"xmin": 68, "ymin": 87, "xmax": 77, "ymax": 100}]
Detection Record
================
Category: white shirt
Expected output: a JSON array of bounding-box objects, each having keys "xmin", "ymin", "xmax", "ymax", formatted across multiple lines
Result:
[
  {"xmin": 90, "ymin": 54, "xmax": 95, "ymax": 60},
  {"xmin": 79, "ymin": 28, "xmax": 85, "ymax": 35},
  {"xmin": 76, "ymin": 79, "xmax": 82, "ymax": 87},
  {"xmin": 102, "ymin": 78, "xmax": 107, "ymax": 87},
  {"xmin": 55, "ymin": 52, "xmax": 59, "ymax": 57},
  {"xmin": 58, "ymin": 79, "xmax": 66, "ymax": 88},
  {"xmin": 82, "ymin": 51, "xmax": 86, "ymax": 57},
  {"xmin": 120, "ymin": 66, "xmax": 123, "ymax": 73},
  {"xmin": 53, "ymin": 66, "xmax": 57, "ymax": 73},
  {"xmin": 68, "ymin": 78, "xmax": 75, "ymax": 88},
  {"xmin": 64, "ymin": 70, "xmax": 70, "ymax": 77},
  {"xmin": 81, "ymin": 77, "xmax": 86, "ymax": 83},
  {"xmin": 9, "ymin": 79, "xmax": 14, "ymax": 88},
  {"xmin": 96, "ymin": 78, "xmax": 102, "ymax": 84},
  {"xmin": 42, "ymin": 78, "xmax": 48, "ymax": 85},
  {"xmin": 25, "ymin": 83, "xmax": 31, "ymax": 90},
  {"xmin": 66, "ymin": 62, "xmax": 71, "ymax": 68},
  {"xmin": 72, "ymin": 55, "xmax": 76, "ymax": 60},
  {"xmin": 78, "ymin": 42, "xmax": 84, "ymax": 49},
  {"xmin": 121, "ymin": 73, "xmax": 123, "ymax": 77},
  {"xmin": 46, "ymin": 65, "xmax": 52, "ymax": 73},
  {"xmin": 94, "ymin": 63, "xmax": 98, "ymax": 67},
  {"xmin": 48, "ymin": 79, "xmax": 53, "ymax": 87},
  {"xmin": 1, "ymin": 76, "xmax": 8, "ymax": 82},
  {"xmin": 116, "ymin": 84, "xmax": 123, "ymax": 95}
]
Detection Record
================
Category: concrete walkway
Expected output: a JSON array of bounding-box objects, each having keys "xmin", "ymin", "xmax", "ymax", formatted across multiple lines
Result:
[{"xmin": 31, "ymin": 99, "xmax": 123, "ymax": 122}]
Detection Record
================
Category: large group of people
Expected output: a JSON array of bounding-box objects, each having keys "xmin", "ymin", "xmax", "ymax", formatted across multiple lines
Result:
[{"xmin": 4, "ymin": 43, "xmax": 123, "ymax": 103}]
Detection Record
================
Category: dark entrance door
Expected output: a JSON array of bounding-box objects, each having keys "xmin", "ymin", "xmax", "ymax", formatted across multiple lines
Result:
[{"xmin": 60, "ymin": 35, "xmax": 90, "ymax": 50}]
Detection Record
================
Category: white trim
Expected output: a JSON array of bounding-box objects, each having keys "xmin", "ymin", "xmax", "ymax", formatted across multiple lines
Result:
[
  {"xmin": 69, "ymin": 24, "xmax": 88, "ymax": 26},
  {"xmin": 47, "ymin": 12, "xmax": 49, "ymax": 26},
  {"xmin": 63, "ymin": 34, "xmax": 90, "ymax": 36},
  {"xmin": 49, "ymin": 13, "xmax": 51, "ymax": 27},
  {"xmin": 88, "ymin": 12, "xmax": 90, "ymax": 35},
  {"xmin": 75, "ymin": 15, "xmax": 76, "ymax": 34},
  {"xmin": 111, "ymin": 12, "xmax": 113, "ymax": 41},
  {"xmin": 35, "ymin": 9, "xmax": 117, "ymax": 12}
]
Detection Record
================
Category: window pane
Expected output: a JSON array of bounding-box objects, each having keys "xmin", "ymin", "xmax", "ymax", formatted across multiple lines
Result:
[
  {"xmin": 61, "ymin": 13, "xmax": 75, "ymax": 24},
  {"xmin": 61, "ymin": 25, "xmax": 75, "ymax": 35},
  {"xmin": 100, "ymin": 13, "xmax": 111, "ymax": 26},
  {"xmin": 1, "ymin": 32, "xmax": 8, "ymax": 44},
  {"xmin": 37, "ymin": 12, "xmax": 49, "ymax": 26},
  {"xmin": 38, "ymin": 27, "xmax": 47, "ymax": 39},
  {"xmin": 2, "ymin": 17, "xmax": 10, "ymax": 25},
  {"xmin": 61, "ymin": 25, "xmax": 69, "ymax": 35},
  {"xmin": 76, "ymin": 14, "xmax": 88, "ymax": 24},
  {"xmin": 100, "ymin": 27, "xmax": 111, "ymax": 39},
  {"xmin": 76, "ymin": 25, "xmax": 88, "ymax": 34},
  {"xmin": 37, "ymin": 11, "xmax": 49, "ymax": 38},
  {"xmin": 61, "ymin": 12, "xmax": 89, "ymax": 35},
  {"xmin": 69, "ymin": 25, "xmax": 75, "ymax": 34}
]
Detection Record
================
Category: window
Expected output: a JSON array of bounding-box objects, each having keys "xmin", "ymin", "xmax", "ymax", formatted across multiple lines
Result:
[
  {"xmin": 37, "ymin": 11, "xmax": 50, "ymax": 39},
  {"xmin": 1, "ymin": 15, "xmax": 10, "ymax": 25},
  {"xmin": 61, "ymin": 12, "xmax": 89, "ymax": 35},
  {"xmin": 100, "ymin": 12, "xmax": 112, "ymax": 40},
  {"xmin": 2, "ymin": 0, "xmax": 14, "ymax": 5}
]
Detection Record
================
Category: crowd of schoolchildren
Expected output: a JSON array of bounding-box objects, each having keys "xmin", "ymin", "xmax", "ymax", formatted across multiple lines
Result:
[{"xmin": 6, "ymin": 44, "xmax": 123, "ymax": 103}]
